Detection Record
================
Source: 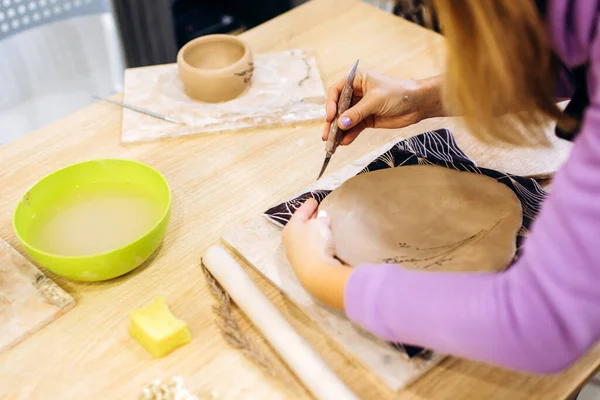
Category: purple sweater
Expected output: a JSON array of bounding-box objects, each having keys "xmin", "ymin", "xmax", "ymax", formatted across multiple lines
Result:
[{"xmin": 344, "ymin": 0, "xmax": 600, "ymax": 373}]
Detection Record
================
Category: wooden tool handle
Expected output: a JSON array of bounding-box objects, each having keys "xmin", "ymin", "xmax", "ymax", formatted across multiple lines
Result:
[
  {"xmin": 201, "ymin": 246, "xmax": 358, "ymax": 400},
  {"xmin": 325, "ymin": 83, "xmax": 354, "ymax": 154}
]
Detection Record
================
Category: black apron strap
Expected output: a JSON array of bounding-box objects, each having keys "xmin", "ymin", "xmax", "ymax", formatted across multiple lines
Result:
[
  {"xmin": 537, "ymin": 0, "xmax": 586, "ymax": 141},
  {"xmin": 555, "ymin": 65, "xmax": 588, "ymax": 140}
]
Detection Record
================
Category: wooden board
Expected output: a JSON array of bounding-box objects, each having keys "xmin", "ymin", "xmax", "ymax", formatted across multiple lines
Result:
[
  {"xmin": 413, "ymin": 117, "xmax": 572, "ymax": 179},
  {"xmin": 0, "ymin": 238, "xmax": 75, "ymax": 353},
  {"xmin": 222, "ymin": 139, "xmax": 448, "ymax": 391},
  {"xmin": 121, "ymin": 50, "xmax": 326, "ymax": 143}
]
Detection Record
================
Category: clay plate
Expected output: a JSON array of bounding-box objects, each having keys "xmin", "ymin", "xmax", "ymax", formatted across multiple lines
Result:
[{"xmin": 319, "ymin": 165, "xmax": 523, "ymax": 273}]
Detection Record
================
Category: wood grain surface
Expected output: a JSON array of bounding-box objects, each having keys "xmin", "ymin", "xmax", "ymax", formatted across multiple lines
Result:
[
  {"xmin": 0, "ymin": 1, "xmax": 596, "ymax": 399},
  {"xmin": 202, "ymin": 245, "xmax": 359, "ymax": 400},
  {"xmin": 0, "ymin": 238, "xmax": 75, "ymax": 354}
]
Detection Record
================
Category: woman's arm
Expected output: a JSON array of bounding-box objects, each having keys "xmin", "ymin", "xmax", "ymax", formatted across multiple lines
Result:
[
  {"xmin": 284, "ymin": 75, "xmax": 597, "ymax": 373},
  {"xmin": 415, "ymin": 75, "xmax": 448, "ymax": 119},
  {"xmin": 344, "ymin": 96, "xmax": 600, "ymax": 373}
]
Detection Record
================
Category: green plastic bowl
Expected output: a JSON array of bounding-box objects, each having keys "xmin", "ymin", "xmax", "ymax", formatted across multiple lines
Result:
[{"xmin": 13, "ymin": 159, "xmax": 171, "ymax": 281}]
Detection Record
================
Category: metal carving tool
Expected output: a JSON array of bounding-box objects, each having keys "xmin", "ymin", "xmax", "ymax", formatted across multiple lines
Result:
[
  {"xmin": 92, "ymin": 95, "xmax": 181, "ymax": 124},
  {"xmin": 317, "ymin": 59, "xmax": 359, "ymax": 180}
]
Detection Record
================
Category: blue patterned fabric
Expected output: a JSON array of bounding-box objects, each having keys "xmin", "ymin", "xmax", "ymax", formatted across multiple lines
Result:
[{"xmin": 266, "ymin": 129, "xmax": 545, "ymax": 239}]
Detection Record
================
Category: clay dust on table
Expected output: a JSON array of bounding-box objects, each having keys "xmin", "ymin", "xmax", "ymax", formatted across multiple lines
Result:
[{"xmin": 121, "ymin": 50, "xmax": 326, "ymax": 143}]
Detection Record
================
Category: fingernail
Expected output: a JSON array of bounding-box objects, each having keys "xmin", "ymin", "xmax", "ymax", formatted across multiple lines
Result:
[
  {"xmin": 340, "ymin": 116, "xmax": 351, "ymax": 128},
  {"xmin": 317, "ymin": 210, "xmax": 328, "ymax": 219}
]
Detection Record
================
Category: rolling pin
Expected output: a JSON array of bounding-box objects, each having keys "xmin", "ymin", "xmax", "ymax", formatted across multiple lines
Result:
[{"xmin": 202, "ymin": 245, "xmax": 358, "ymax": 400}]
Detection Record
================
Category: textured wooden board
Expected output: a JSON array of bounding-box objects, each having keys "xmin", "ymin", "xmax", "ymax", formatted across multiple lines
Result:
[
  {"xmin": 121, "ymin": 50, "xmax": 326, "ymax": 143},
  {"xmin": 0, "ymin": 238, "xmax": 74, "ymax": 353},
  {"xmin": 415, "ymin": 117, "xmax": 572, "ymax": 179},
  {"xmin": 222, "ymin": 139, "xmax": 446, "ymax": 391}
]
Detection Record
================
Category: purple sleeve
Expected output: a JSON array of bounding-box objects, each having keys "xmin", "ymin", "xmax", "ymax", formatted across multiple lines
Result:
[{"xmin": 344, "ymin": 2, "xmax": 600, "ymax": 373}]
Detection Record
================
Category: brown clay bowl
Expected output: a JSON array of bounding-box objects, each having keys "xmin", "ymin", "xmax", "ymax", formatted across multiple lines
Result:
[{"xmin": 177, "ymin": 34, "xmax": 254, "ymax": 103}]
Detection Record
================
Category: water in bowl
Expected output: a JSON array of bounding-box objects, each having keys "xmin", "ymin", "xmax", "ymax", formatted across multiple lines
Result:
[{"xmin": 27, "ymin": 183, "xmax": 164, "ymax": 257}]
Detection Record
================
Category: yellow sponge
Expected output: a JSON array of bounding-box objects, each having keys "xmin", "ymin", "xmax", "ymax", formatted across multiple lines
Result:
[{"xmin": 129, "ymin": 296, "xmax": 191, "ymax": 357}]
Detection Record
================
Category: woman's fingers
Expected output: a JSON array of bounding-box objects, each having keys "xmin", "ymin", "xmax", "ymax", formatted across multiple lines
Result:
[
  {"xmin": 322, "ymin": 79, "xmax": 345, "ymax": 141},
  {"xmin": 337, "ymin": 94, "xmax": 379, "ymax": 131},
  {"xmin": 326, "ymin": 100, "xmax": 337, "ymax": 123},
  {"xmin": 339, "ymin": 124, "xmax": 366, "ymax": 145},
  {"xmin": 325, "ymin": 78, "xmax": 347, "ymax": 122},
  {"xmin": 316, "ymin": 209, "xmax": 331, "ymax": 225},
  {"xmin": 324, "ymin": 123, "xmax": 364, "ymax": 145},
  {"xmin": 323, "ymin": 73, "xmax": 366, "ymax": 141},
  {"xmin": 322, "ymin": 122, "xmax": 331, "ymax": 141},
  {"xmin": 289, "ymin": 198, "xmax": 319, "ymax": 225},
  {"xmin": 324, "ymin": 95, "xmax": 363, "ymax": 141}
]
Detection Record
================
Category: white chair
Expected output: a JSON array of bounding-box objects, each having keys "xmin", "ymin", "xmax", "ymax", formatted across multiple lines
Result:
[
  {"xmin": 0, "ymin": 0, "xmax": 124, "ymax": 144},
  {"xmin": 362, "ymin": 0, "xmax": 396, "ymax": 13}
]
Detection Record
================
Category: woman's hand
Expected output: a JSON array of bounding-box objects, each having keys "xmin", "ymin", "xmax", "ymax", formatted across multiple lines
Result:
[
  {"xmin": 281, "ymin": 199, "xmax": 351, "ymax": 309},
  {"xmin": 323, "ymin": 72, "xmax": 445, "ymax": 145}
]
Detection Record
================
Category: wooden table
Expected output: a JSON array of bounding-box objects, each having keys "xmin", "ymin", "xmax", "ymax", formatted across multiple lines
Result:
[{"xmin": 0, "ymin": 1, "xmax": 598, "ymax": 399}]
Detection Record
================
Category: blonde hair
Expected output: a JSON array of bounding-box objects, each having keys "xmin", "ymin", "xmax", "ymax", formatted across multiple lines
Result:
[{"xmin": 430, "ymin": 0, "xmax": 574, "ymax": 145}]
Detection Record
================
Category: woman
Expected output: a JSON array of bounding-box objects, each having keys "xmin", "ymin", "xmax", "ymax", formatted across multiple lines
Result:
[{"xmin": 281, "ymin": 0, "xmax": 600, "ymax": 374}]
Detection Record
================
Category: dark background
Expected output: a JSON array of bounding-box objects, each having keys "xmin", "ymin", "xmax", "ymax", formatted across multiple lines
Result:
[{"xmin": 112, "ymin": 0, "xmax": 295, "ymax": 68}]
